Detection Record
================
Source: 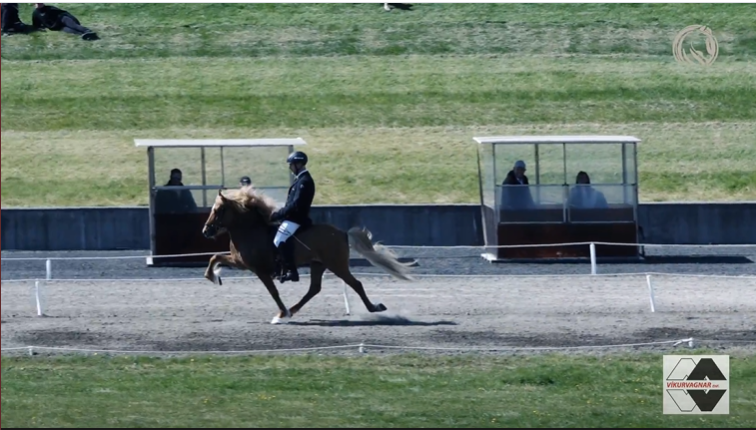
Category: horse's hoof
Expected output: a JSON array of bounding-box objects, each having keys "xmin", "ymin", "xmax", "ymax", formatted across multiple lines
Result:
[
  {"xmin": 217, "ymin": 276, "xmax": 223, "ymax": 286},
  {"xmin": 373, "ymin": 303, "xmax": 388, "ymax": 312},
  {"xmin": 271, "ymin": 310, "xmax": 292, "ymax": 325}
]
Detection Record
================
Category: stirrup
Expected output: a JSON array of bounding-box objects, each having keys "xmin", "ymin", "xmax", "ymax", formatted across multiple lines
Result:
[{"xmin": 280, "ymin": 269, "xmax": 299, "ymax": 283}]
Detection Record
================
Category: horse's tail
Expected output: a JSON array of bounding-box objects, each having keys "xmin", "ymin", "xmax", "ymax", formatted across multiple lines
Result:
[{"xmin": 347, "ymin": 227, "xmax": 415, "ymax": 281}]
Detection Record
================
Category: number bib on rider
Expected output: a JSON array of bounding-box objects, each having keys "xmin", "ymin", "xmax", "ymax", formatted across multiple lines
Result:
[{"xmin": 274, "ymin": 221, "xmax": 300, "ymax": 247}]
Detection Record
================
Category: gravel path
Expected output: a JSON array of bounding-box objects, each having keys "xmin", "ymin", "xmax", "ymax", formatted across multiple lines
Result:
[
  {"xmin": 2, "ymin": 262, "xmax": 755, "ymax": 356},
  {"xmin": 3, "ymin": 247, "xmax": 755, "ymax": 356}
]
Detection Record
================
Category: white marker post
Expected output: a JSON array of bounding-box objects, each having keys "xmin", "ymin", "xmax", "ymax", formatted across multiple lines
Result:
[
  {"xmin": 589, "ymin": 243, "xmax": 597, "ymax": 275},
  {"xmin": 646, "ymin": 274, "xmax": 657, "ymax": 312},
  {"xmin": 342, "ymin": 281, "xmax": 351, "ymax": 316},
  {"xmin": 35, "ymin": 280, "xmax": 44, "ymax": 317},
  {"xmin": 46, "ymin": 259, "xmax": 52, "ymax": 281}
]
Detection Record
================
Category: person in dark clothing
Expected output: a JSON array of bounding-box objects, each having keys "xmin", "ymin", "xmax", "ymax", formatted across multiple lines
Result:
[
  {"xmin": 32, "ymin": 3, "xmax": 99, "ymax": 40},
  {"xmin": 155, "ymin": 168, "xmax": 198, "ymax": 214},
  {"xmin": 2, "ymin": 3, "xmax": 42, "ymax": 35},
  {"xmin": 500, "ymin": 160, "xmax": 535, "ymax": 209},
  {"xmin": 269, "ymin": 151, "xmax": 316, "ymax": 283}
]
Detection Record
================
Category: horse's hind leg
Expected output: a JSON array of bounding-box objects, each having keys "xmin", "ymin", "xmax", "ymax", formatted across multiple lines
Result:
[
  {"xmin": 288, "ymin": 262, "xmax": 326, "ymax": 318},
  {"xmin": 256, "ymin": 272, "xmax": 292, "ymax": 324},
  {"xmin": 329, "ymin": 264, "xmax": 387, "ymax": 313}
]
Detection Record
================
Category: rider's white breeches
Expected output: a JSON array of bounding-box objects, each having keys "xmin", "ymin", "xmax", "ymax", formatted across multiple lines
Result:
[{"xmin": 274, "ymin": 220, "xmax": 300, "ymax": 247}]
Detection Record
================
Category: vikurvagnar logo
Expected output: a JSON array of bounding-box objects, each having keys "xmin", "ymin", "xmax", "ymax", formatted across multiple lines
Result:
[{"xmin": 663, "ymin": 355, "xmax": 729, "ymax": 415}]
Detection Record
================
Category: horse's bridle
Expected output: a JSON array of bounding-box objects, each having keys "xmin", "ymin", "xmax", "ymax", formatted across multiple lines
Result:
[{"xmin": 203, "ymin": 197, "xmax": 228, "ymax": 239}]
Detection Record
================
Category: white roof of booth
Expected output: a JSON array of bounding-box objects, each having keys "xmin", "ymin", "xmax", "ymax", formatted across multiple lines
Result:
[
  {"xmin": 134, "ymin": 138, "xmax": 307, "ymax": 148},
  {"xmin": 474, "ymin": 135, "xmax": 641, "ymax": 145}
]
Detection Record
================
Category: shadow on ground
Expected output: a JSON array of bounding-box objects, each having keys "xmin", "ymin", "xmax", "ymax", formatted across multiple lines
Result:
[{"xmin": 288, "ymin": 314, "xmax": 457, "ymax": 327}]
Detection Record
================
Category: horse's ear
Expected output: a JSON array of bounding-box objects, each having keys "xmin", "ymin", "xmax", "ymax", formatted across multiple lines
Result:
[{"xmin": 218, "ymin": 189, "xmax": 228, "ymax": 201}]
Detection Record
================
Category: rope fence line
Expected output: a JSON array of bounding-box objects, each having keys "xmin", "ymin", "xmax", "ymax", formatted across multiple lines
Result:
[
  {"xmin": 5, "ymin": 337, "xmax": 731, "ymax": 356},
  {"xmin": 2, "ymin": 270, "xmax": 755, "ymax": 285},
  {"xmin": 2, "ymin": 241, "xmax": 755, "ymax": 261},
  {"xmin": 391, "ymin": 242, "xmax": 756, "ymax": 250}
]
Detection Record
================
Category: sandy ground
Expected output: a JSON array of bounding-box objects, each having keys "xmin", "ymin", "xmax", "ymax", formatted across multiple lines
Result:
[{"xmin": 2, "ymin": 272, "xmax": 755, "ymax": 356}]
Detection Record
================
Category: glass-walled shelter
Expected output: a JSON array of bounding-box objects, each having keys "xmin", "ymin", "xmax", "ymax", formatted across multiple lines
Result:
[
  {"xmin": 475, "ymin": 135, "xmax": 641, "ymax": 261},
  {"xmin": 135, "ymin": 138, "xmax": 306, "ymax": 266}
]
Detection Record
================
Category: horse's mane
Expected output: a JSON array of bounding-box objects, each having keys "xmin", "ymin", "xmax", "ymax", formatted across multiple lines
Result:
[{"xmin": 218, "ymin": 185, "xmax": 280, "ymax": 222}]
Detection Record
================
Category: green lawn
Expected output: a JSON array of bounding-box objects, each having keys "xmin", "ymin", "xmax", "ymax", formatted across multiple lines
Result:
[
  {"xmin": 2, "ymin": 352, "xmax": 755, "ymax": 428},
  {"xmin": 2, "ymin": 3, "xmax": 755, "ymax": 206}
]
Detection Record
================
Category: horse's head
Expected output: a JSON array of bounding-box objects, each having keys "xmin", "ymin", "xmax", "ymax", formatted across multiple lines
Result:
[{"xmin": 202, "ymin": 189, "xmax": 235, "ymax": 239}]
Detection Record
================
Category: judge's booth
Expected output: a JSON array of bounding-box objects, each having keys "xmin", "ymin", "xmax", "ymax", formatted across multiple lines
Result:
[
  {"xmin": 135, "ymin": 138, "xmax": 305, "ymax": 266},
  {"xmin": 475, "ymin": 135, "xmax": 642, "ymax": 261}
]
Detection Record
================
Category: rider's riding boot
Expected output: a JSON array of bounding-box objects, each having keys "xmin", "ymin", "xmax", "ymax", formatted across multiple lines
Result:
[
  {"xmin": 274, "ymin": 242, "xmax": 286, "ymax": 280},
  {"xmin": 279, "ymin": 240, "xmax": 299, "ymax": 283},
  {"xmin": 273, "ymin": 255, "xmax": 284, "ymax": 279}
]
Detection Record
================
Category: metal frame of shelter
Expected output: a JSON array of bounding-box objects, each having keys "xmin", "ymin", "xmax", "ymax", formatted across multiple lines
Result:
[
  {"xmin": 134, "ymin": 138, "xmax": 306, "ymax": 266},
  {"xmin": 474, "ymin": 135, "xmax": 643, "ymax": 262}
]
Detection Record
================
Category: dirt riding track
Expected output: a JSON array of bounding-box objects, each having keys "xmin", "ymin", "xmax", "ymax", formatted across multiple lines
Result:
[{"xmin": 3, "ymin": 269, "xmax": 755, "ymax": 356}]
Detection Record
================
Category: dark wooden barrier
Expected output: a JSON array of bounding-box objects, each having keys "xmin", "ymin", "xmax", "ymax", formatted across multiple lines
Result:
[
  {"xmin": 152, "ymin": 211, "xmax": 228, "ymax": 265},
  {"xmin": 496, "ymin": 222, "xmax": 639, "ymax": 259},
  {"xmin": 491, "ymin": 205, "xmax": 639, "ymax": 259}
]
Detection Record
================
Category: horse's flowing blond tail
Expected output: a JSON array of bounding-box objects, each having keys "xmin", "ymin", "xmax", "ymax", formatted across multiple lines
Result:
[{"xmin": 347, "ymin": 227, "xmax": 415, "ymax": 281}]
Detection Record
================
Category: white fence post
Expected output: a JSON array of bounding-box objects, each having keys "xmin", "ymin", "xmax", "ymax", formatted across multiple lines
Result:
[
  {"xmin": 46, "ymin": 259, "xmax": 52, "ymax": 281},
  {"xmin": 35, "ymin": 280, "xmax": 44, "ymax": 317},
  {"xmin": 646, "ymin": 274, "xmax": 657, "ymax": 312},
  {"xmin": 342, "ymin": 281, "xmax": 351, "ymax": 316},
  {"xmin": 589, "ymin": 243, "xmax": 597, "ymax": 275}
]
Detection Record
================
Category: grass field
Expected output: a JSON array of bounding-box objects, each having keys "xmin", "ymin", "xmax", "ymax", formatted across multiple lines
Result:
[
  {"xmin": 2, "ymin": 352, "xmax": 755, "ymax": 428},
  {"xmin": 2, "ymin": 3, "xmax": 755, "ymax": 206}
]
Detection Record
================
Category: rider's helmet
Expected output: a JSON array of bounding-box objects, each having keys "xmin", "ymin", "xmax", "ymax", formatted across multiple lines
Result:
[{"xmin": 287, "ymin": 151, "xmax": 308, "ymax": 166}]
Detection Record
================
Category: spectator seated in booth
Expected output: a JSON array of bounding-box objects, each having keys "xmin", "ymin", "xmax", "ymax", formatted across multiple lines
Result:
[
  {"xmin": 1, "ymin": 3, "xmax": 42, "ymax": 35},
  {"xmin": 155, "ymin": 168, "xmax": 198, "ymax": 214},
  {"xmin": 500, "ymin": 160, "xmax": 535, "ymax": 210},
  {"xmin": 32, "ymin": 3, "xmax": 99, "ymax": 40},
  {"xmin": 568, "ymin": 171, "xmax": 608, "ymax": 209}
]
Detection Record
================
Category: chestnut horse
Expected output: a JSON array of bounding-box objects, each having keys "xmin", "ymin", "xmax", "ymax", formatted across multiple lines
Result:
[{"xmin": 201, "ymin": 186, "xmax": 415, "ymax": 324}]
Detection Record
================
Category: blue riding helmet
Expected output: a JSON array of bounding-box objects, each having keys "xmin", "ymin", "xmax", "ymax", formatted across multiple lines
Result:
[{"xmin": 287, "ymin": 151, "xmax": 308, "ymax": 165}]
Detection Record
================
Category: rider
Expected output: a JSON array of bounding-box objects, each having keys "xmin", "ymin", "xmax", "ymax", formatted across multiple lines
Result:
[{"xmin": 269, "ymin": 151, "xmax": 315, "ymax": 283}]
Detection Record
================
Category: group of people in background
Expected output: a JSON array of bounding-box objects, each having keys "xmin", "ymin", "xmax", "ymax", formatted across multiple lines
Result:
[
  {"xmin": 1, "ymin": 3, "xmax": 98, "ymax": 40},
  {"xmin": 501, "ymin": 160, "xmax": 609, "ymax": 210}
]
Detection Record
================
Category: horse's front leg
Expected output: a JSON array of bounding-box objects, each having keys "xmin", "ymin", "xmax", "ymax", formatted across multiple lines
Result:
[
  {"xmin": 204, "ymin": 254, "xmax": 236, "ymax": 285},
  {"xmin": 256, "ymin": 272, "xmax": 291, "ymax": 325}
]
